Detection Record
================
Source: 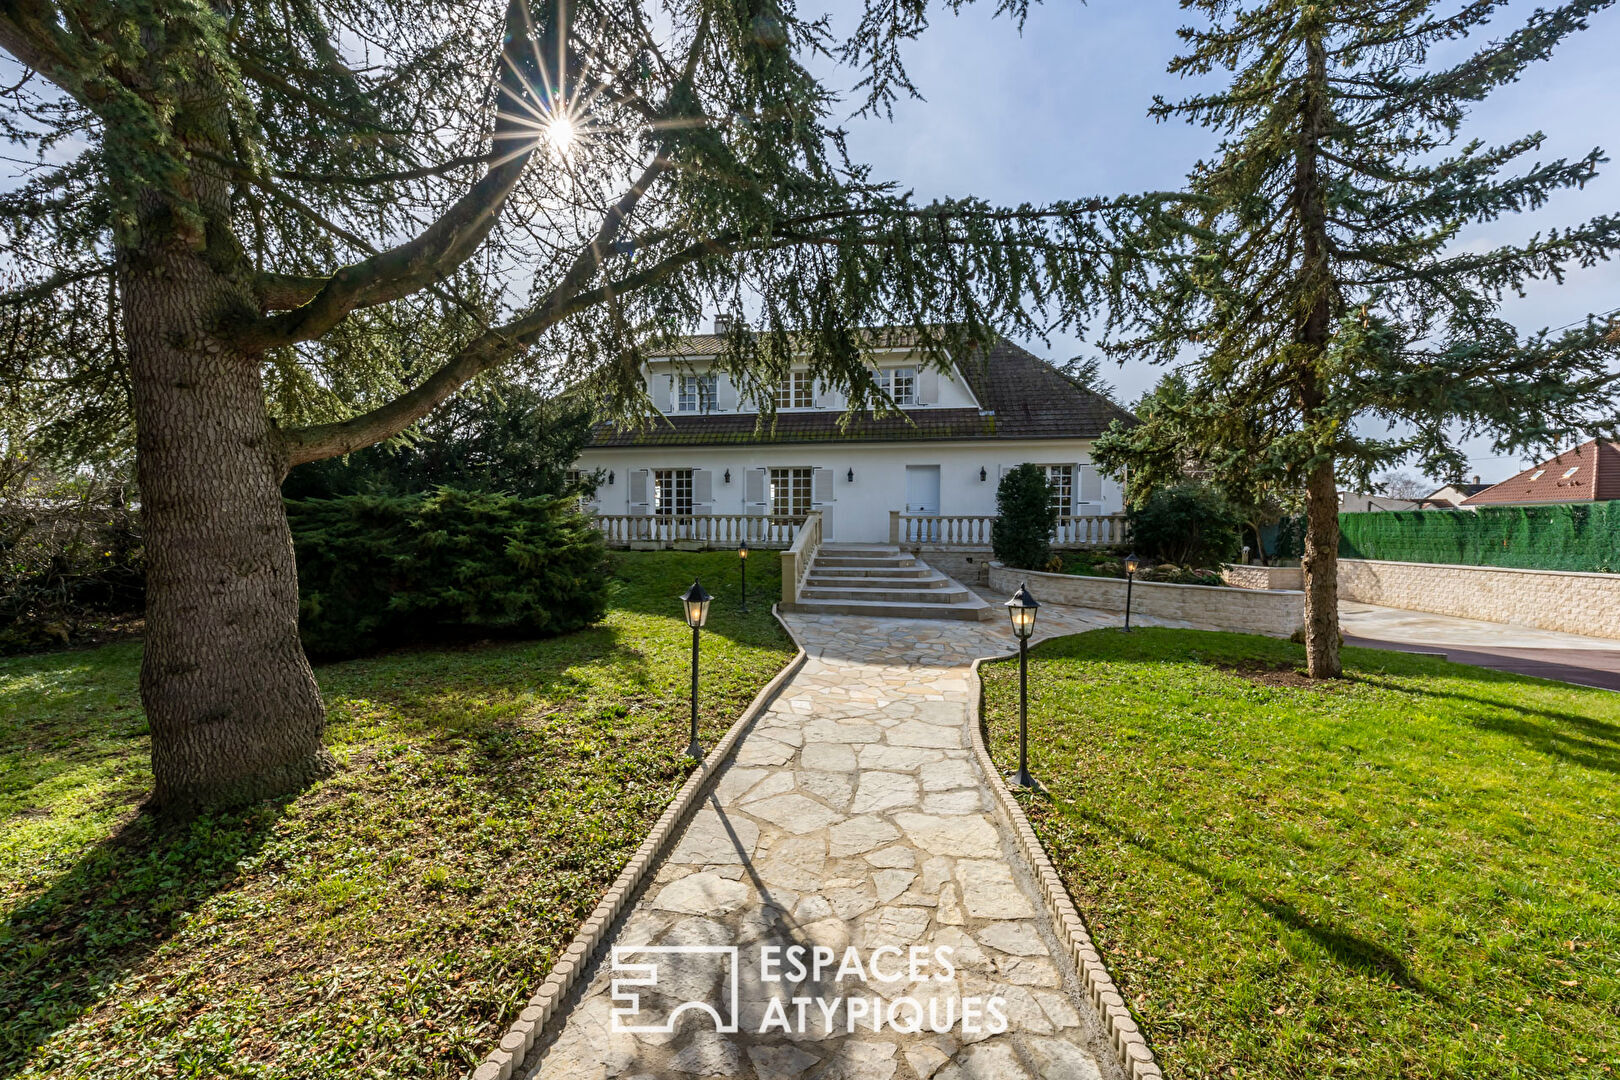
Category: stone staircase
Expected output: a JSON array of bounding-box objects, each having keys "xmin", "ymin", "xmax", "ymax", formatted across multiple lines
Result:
[{"xmin": 785, "ymin": 544, "xmax": 995, "ymax": 621}]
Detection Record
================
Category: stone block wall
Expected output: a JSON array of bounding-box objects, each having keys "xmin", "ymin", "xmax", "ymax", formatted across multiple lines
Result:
[
  {"xmin": 987, "ymin": 563, "xmax": 1304, "ymax": 638},
  {"xmin": 907, "ymin": 547, "xmax": 994, "ymax": 586},
  {"xmin": 1222, "ymin": 564, "xmax": 1304, "ymax": 591},
  {"xmin": 1338, "ymin": 559, "xmax": 1620, "ymax": 640}
]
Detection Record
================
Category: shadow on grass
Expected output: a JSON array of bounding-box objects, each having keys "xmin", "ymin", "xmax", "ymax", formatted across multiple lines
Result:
[
  {"xmin": 1047, "ymin": 799, "xmax": 1438, "ymax": 999},
  {"xmin": 0, "ymin": 802, "xmax": 285, "ymax": 1077}
]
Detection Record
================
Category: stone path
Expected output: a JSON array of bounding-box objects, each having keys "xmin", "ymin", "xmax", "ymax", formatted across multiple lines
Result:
[{"xmin": 524, "ymin": 605, "xmax": 1128, "ymax": 1080}]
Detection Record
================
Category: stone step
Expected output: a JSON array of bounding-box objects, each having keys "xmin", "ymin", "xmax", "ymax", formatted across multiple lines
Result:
[
  {"xmin": 808, "ymin": 565, "xmax": 938, "ymax": 580},
  {"xmin": 803, "ymin": 573, "xmax": 957, "ymax": 591},
  {"xmin": 813, "ymin": 554, "xmax": 920, "ymax": 569},
  {"xmin": 817, "ymin": 544, "xmax": 903, "ymax": 557},
  {"xmin": 799, "ymin": 584, "xmax": 973, "ymax": 604},
  {"xmin": 783, "ymin": 596, "xmax": 996, "ymax": 622}
]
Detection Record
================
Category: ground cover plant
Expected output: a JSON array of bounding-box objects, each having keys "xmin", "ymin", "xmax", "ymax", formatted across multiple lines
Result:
[
  {"xmin": 0, "ymin": 551, "xmax": 790, "ymax": 1079},
  {"xmin": 982, "ymin": 628, "xmax": 1619, "ymax": 1079}
]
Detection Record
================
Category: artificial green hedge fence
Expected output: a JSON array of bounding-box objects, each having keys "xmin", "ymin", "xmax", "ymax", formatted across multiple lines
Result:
[
  {"xmin": 1339, "ymin": 503, "xmax": 1620, "ymax": 574},
  {"xmin": 287, "ymin": 488, "xmax": 609, "ymax": 658}
]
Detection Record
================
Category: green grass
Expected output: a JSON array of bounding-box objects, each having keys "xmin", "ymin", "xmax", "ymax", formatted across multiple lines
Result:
[
  {"xmin": 0, "ymin": 551, "xmax": 790, "ymax": 1080},
  {"xmin": 982, "ymin": 629, "xmax": 1620, "ymax": 1079}
]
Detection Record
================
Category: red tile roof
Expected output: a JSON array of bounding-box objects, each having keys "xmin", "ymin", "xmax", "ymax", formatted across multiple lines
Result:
[{"xmin": 1461, "ymin": 439, "xmax": 1620, "ymax": 506}]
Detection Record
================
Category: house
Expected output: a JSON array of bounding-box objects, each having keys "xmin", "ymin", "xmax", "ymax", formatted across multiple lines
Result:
[
  {"xmin": 573, "ymin": 327, "xmax": 1132, "ymax": 547},
  {"xmin": 1461, "ymin": 439, "xmax": 1620, "ymax": 507},
  {"xmin": 1420, "ymin": 477, "xmax": 1491, "ymax": 508}
]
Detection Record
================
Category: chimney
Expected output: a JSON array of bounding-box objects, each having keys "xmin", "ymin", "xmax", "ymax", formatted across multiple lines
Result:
[
  {"xmin": 713, "ymin": 314, "xmax": 733, "ymax": 335},
  {"xmin": 1472, "ymin": 475, "xmax": 1480, "ymax": 486}
]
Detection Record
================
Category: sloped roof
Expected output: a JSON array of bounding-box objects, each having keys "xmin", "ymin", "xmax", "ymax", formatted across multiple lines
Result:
[
  {"xmin": 588, "ymin": 337, "xmax": 1135, "ymax": 448},
  {"xmin": 1461, "ymin": 440, "xmax": 1620, "ymax": 506}
]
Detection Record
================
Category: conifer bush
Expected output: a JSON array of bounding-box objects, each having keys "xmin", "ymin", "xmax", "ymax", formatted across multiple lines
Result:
[
  {"xmin": 287, "ymin": 489, "xmax": 608, "ymax": 658},
  {"xmin": 992, "ymin": 464, "xmax": 1058, "ymax": 570}
]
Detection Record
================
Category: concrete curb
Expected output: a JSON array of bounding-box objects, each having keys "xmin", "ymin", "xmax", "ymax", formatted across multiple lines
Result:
[
  {"xmin": 467, "ymin": 611, "xmax": 808, "ymax": 1080},
  {"xmin": 965, "ymin": 648, "xmax": 1164, "ymax": 1080}
]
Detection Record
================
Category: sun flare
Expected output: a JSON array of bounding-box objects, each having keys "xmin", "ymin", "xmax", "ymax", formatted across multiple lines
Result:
[{"xmin": 545, "ymin": 115, "xmax": 577, "ymax": 154}]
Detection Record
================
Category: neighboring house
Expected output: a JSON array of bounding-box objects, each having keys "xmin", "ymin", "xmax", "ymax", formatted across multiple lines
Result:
[
  {"xmin": 1420, "ymin": 477, "xmax": 1491, "ymax": 508},
  {"xmin": 574, "ymin": 326, "xmax": 1133, "ymax": 544},
  {"xmin": 1461, "ymin": 439, "xmax": 1620, "ymax": 507},
  {"xmin": 1339, "ymin": 492, "xmax": 1423, "ymax": 513}
]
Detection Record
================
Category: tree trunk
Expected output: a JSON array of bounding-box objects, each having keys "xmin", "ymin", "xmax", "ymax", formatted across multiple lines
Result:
[
  {"xmin": 1301, "ymin": 457, "xmax": 1341, "ymax": 678},
  {"xmin": 123, "ymin": 228, "xmax": 335, "ymax": 815}
]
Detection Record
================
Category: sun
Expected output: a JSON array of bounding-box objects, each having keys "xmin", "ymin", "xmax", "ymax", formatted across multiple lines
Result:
[{"xmin": 545, "ymin": 115, "xmax": 577, "ymax": 155}]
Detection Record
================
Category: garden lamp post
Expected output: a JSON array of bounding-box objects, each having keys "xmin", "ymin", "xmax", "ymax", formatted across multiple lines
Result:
[
  {"xmin": 1122, "ymin": 553, "xmax": 1142, "ymax": 632},
  {"xmin": 680, "ymin": 580, "xmax": 712, "ymax": 760},
  {"xmin": 1005, "ymin": 583, "xmax": 1040, "ymax": 790},
  {"xmin": 738, "ymin": 540, "xmax": 750, "ymax": 612}
]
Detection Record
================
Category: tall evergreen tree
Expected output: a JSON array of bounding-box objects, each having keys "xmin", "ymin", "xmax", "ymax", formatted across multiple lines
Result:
[
  {"xmin": 1111, "ymin": 0, "xmax": 1620, "ymax": 677},
  {"xmin": 0, "ymin": 0, "xmax": 1151, "ymax": 810}
]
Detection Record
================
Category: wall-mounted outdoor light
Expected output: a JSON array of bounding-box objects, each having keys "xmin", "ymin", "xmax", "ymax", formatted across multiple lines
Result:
[
  {"xmin": 1005, "ymin": 582, "xmax": 1040, "ymax": 790},
  {"xmin": 724, "ymin": 469, "xmax": 732, "ymax": 484},
  {"xmin": 847, "ymin": 468, "xmax": 855, "ymax": 483},
  {"xmin": 980, "ymin": 467, "xmax": 988, "ymax": 482},
  {"xmin": 608, "ymin": 470, "xmax": 615, "ymax": 485},
  {"xmin": 680, "ymin": 580, "xmax": 712, "ymax": 760},
  {"xmin": 1122, "ymin": 552, "xmax": 1142, "ymax": 632}
]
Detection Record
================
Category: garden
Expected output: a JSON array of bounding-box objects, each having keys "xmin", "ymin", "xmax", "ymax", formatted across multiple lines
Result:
[
  {"xmin": 0, "ymin": 551, "xmax": 791, "ymax": 1079},
  {"xmin": 982, "ymin": 628, "xmax": 1620, "ymax": 1078}
]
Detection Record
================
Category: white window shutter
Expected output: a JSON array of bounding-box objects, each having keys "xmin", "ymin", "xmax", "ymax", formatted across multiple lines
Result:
[
  {"xmin": 918, "ymin": 368, "xmax": 939, "ymax": 405},
  {"xmin": 813, "ymin": 467, "xmax": 835, "ymax": 505},
  {"xmin": 693, "ymin": 468, "xmax": 713, "ymax": 512},
  {"xmin": 1079, "ymin": 463, "xmax": 1103, "ymax": 504},
  {"xmin": 716, "ymin": 376, "xmax": 738, "ymax": 412},
  {"xmin": 629, "ymin": 469, "xmax": 650, "ymax": 514},
  {"xmin": 745, "ymin": 468, "xmax": 768, "ymax": 509}
]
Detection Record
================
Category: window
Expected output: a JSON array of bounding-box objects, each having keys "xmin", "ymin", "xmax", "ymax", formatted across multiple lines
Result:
[
  {"xmin": 1562, "ymin": 466, "xmax": 1580, "ymax": 479},
  {"xmin": 1045, "ymin": 465, "xmax": 1073, "ymax": 516},
  {"xmin": 769, "ymin": 467, "xmax": 814, "ymax": 517},
  {"xmin": 1530, "ymin": 469, "xmax": 1546, "ymax": 480},
  {"xmin": 775, "ymin": 371, "xmax": 815, "ymax": 409},
  {"xmin": 677, "ymin": 373, "xmax": 718, "ymax": 412},
  {"xmin": 881, "ymin": 367, "xmax": 917, "ymax": 405},
  {"xmin": 654, "ymin": 469, "xmax": 693, "ymax": 516}
]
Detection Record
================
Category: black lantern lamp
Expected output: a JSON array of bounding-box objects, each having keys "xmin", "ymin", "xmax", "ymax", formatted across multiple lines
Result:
[
  {"xmin": 680, "ymin": 580, "xmax": 712, "ymax": 760},
  {"xmin": 1122, "ymin": 552, "xmax": 1142, "ymax": 632},
  {"xmin": 738, "ymin": 541, "xmax": 750, "ymax": 613},
  {"xmin": 1005, "ymin": 583, "xmax": 1040, "ymax": 789}
]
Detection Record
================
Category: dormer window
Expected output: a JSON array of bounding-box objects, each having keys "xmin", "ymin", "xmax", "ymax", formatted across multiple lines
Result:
[
  {"xmin": 677, "ymin": 373, "xmax": 718, "ymax": 412},
  {"xmin": 881, "ymin": 367, "xmax": 917, "ymax": 406},
  {"xmin": 775, "ymin": 371, "xmax": 815, "ymax": 409}
]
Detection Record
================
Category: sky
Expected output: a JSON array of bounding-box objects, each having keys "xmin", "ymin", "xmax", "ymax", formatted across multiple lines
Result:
[{"xmin": 813, "ymin": 0, "xmax": 1620, "ymax": 486}]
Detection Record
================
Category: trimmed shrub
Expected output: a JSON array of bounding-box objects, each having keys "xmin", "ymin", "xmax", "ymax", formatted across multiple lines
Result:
[
  {"xmin": 992, "ymin": 464, "xmax": 1058, "ymax": 570},
  {"xmin": 288, "ymin": 488, "xmax": 608, "ymax": 658},
  {"xmin": 1127, "ymin": 482, "xmax": 1242, "ymax": 567},
  {"xmin": 1339, "ymin": 503, "xmax": 1620, "ymax": 573}
]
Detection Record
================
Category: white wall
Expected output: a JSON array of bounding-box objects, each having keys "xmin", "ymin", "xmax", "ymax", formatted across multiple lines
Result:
[
  {"xmin": 576, "ymin": 440, "xmax": 1124, "ymax": 542},
  {"xmin": 644, "ymin": 348, "xmax": 980, "ymax": 415}
]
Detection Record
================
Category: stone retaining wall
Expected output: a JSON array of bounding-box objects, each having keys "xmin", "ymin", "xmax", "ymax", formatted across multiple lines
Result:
[
  {"xmin": 1222, "ymin": 563, "xmax": 1304, "ymax": 591},
  {"xmin": 988, "ymin": 563, "xmax": 1303, "ymax": 638},
  {"xmin": 904, "ymin": 546, "xmax": 994, "ymax": 586},
  {"xmin": 1338, "ymin": 558, "xmax": 1620, "ymax": 640}
]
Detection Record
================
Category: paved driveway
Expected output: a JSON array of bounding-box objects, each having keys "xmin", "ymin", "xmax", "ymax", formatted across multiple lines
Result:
[{"xmin": 1341, "ymin": 602, "xmax": 1620, "ymax": 691}]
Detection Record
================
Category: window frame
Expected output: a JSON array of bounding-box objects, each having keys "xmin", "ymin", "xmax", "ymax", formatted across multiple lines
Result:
[
  {"xmin": 676, "ymin": 373, "xmax": 718, "ymax": 413},
  {"xmin": 882, "ymin": 366, "xmax": 917, "ymax": 406},
  {"xmin": 1044, "ymin": 464, "xmax": 1074, "ymax": 517},
  {"xmin": 769, "ymin": 467, "xmax": 814, "ymax": 517},
  {"xmin": 654, "ymin": 468, "xmax": 694, "ymax": 516},
  {"xmin": 774, "ymin": 371, "xmax": 815, "ymax": 410}
]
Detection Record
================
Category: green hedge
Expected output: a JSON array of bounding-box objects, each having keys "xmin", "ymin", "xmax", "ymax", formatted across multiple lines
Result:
[
  {"xmin": 287, "ymin": 488, "xmax": 608, "ymax": 658},
  {"xmin": 1338, "ymin": 503, "xmax": 1620, "ymax": 573}
]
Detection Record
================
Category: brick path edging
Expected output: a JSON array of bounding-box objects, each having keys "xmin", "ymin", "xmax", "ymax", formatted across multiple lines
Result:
[
  {"xmin": 966, "ymin": 651, "xmax": 1165, "ymax": 1080},
  {"xmin": 467, "ymin": 621, "xmax": 809, "ymax": 1080}
]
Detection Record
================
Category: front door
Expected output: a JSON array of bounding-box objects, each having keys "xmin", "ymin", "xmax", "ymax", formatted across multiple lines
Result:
[{"xmin": 905, "ymin": 465, "xmax": 941, "ymax": 541}]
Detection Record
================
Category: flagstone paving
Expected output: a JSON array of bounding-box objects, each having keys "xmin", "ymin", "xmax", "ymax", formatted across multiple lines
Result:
[{"xmin": 523, "ymin": 603, "xmax": 1139, "ymax": 1080}]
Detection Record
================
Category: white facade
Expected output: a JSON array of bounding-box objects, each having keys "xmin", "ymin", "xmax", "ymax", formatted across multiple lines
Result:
[{"xmin": 574, "ymin": 346, "xmax": 1126, "ymax": 543}]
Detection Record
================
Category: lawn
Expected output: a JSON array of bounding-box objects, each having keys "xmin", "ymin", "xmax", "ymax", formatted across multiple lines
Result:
[
  {"xmin": 981, "ymin": 628, "xmax": 1619, "ymax": 1079},
  {"xmin": 0, "ymin": 550, "xmax": 791, "ymax": 1080}
]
